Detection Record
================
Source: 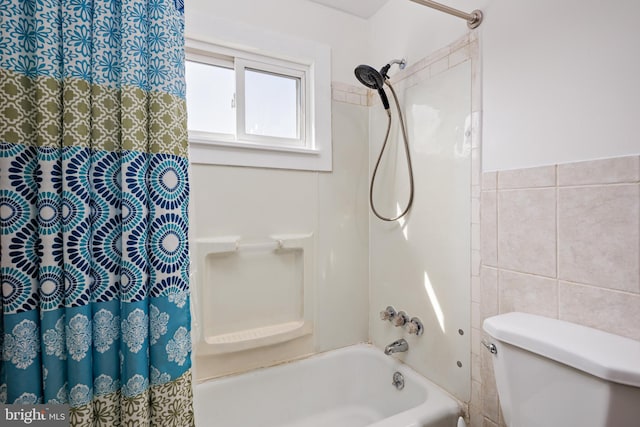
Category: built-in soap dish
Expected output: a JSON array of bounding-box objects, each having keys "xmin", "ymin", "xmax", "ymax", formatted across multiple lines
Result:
[{"xmin": 202, "ymin": 321, "xmax": 312, "ymax": 355}]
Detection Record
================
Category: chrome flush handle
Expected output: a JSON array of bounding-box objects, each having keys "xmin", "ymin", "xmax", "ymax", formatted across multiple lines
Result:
[{"xmin": 481, "ymin": 340, "xmax": 497, "ymax": 355}]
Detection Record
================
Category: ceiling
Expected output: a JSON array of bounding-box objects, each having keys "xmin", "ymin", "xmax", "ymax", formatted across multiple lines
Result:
[{"xmin": 308, "ymin": 0, "xmax": 390, "ymax": 19}]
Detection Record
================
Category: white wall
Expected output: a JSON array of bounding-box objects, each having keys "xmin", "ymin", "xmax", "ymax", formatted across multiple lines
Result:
[
  {"xmin": 186, "ymin": 0, "xmax": 370, "ymax": 83},
  {"xmin": 369, "ymin": 0, "xmax": 487, "ymax": 75},
  {"xmin": 370, "ymin": 0, "xmax": 640, "ymax": 171},
  {"xmin": 482, "ymin": 0, "xmax": 640, "ymax": 171}
]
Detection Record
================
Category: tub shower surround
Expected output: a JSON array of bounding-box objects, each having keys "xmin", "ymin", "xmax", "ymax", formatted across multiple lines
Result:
[
  {"xmin": 334, "ymin": 32, "xmax": 482, "ymax": 413},
  {"xmin": 368, "ymin": 31, "xmax": 481, "ymax": 406},
  {"xmin": 191, "ymin": 32, "xmax": 481, "ymax": 424},
  {"xmin": 474, "ymin": 155, "xmax": 640, "ymax": 426},
  {"xmin": 191, "ymin": 87, "xmax": 370, "ymax": 381}
]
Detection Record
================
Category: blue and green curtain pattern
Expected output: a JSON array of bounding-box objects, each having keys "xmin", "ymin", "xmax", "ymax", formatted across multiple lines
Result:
[{"xmin": 0, "ymin": 0, "xmax": 193, "ymax": 425}]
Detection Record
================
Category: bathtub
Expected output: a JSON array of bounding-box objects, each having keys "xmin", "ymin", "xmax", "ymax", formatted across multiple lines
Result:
[{"xmin": 194, "ymin": 344, "xmax": 463, "ymax": 427}]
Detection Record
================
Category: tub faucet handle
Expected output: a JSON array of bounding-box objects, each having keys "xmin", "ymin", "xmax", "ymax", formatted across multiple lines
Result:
[
  {"xmin": 380, "ymin": 306, "xmax": 397, "ymax": 321},
  {"xmin": 406, "ymin": 317, "xmax": 424, "ymax": 336},
  {"xmin": 393, "ymin": 311, "xmax": 409, "ymax": 327}
]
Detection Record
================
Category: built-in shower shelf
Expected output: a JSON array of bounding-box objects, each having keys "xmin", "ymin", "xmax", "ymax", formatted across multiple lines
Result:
[
  {"xmin": 203, "ymin": 321, "xmax": 312, "ymax": 355},
  {"xmin": 194, "ymin": 233, "xmax": 315, "ymax": 356}
]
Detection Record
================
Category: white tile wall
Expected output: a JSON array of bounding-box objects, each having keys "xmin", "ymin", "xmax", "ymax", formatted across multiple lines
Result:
[
  {"xmin": 498, "ymin": 270, "xmax": 558, "ymax": 317},
  {"xmin": 557, "ymin": 156, "xmax": 640, "ymax": 186},
  {"xmin": 558, "ymin": 184, "xmax": 639, "ymax": 292},
  {"xmin": 331, "ymin": 82, "xmax": 370, "ymax": 106},
  {"xmin": 497, "ymin": 165, "xmax": 555, "ymax": 189},
  {"xmin": 558, "ymin": 281, "xmax": 640, "ymax": 340},
  {"xmin": 497, "ymin": 188, "xmax": 557, "ymax": 277}
]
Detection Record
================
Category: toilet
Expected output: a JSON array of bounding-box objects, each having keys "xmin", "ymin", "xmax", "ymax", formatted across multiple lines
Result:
[{"xmin": 483, "ymin": 312, "xmax": 640, "ymax": 427}]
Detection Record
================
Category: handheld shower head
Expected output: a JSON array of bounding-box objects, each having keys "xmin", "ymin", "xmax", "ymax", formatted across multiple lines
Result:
[
  {"xmin": 355, "ymin": 59, "xmax": 414, "ymax": 222},
  {"xmin": 354, "ymin": 64, "xmax": 384, "ymax": 89},
  {"xmin": 354, "ymin": 60, "xmax": 407, "ymax": 110},
  {"xmin": 354, "ymin": 64, "xmax": 389, "ymax": 109}
]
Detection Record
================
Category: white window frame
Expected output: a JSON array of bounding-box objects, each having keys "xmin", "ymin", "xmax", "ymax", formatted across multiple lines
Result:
[
  {"xmin": 185, "ymin": 27, "xmax": 332, "ymax": 171},
  {"xmin": 186, "ymin": 52, "xmax": 236, "ymax": 144},
  {"xmin": 236, "ymin": 59, "xmax": 307, "ymax": 147}
]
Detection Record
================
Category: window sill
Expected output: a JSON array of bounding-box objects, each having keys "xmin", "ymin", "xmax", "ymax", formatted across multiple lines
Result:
[
  {"xmin": 189, "ymin": 138, "xmax": 329, "ymax": 171},
  {"xmin": 189, "ymin": 136, "xmax": 321, "ymax": 156}
]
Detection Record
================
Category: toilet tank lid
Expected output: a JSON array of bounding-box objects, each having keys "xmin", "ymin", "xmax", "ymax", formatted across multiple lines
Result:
[{"xmin": 483, "ymin": 312, "xmax": 640, "ymax": 388}]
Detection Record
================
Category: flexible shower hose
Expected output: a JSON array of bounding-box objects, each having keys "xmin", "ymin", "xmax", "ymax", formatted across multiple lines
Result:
[{"xmin": 369, "ymin": 80, "xmax": 415, "ymax": 221}]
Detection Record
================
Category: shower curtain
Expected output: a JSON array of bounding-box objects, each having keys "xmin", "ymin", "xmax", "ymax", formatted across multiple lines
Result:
[{"xmin": 0, "ymin": 0, "xmax": 193, "ymax": 425}]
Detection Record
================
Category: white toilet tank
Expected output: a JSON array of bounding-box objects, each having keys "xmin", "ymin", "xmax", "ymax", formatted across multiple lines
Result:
[{"xmin": 483, "ymin": 312, "xmax": 640, "ymax": 427}]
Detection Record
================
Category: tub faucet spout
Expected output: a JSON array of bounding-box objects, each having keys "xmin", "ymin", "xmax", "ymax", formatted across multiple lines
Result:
[{"xmin": 384, "ymin": 339, "xmax": 408, "ymax": 355}]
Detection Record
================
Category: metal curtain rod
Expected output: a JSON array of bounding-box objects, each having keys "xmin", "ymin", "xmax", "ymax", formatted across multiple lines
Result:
[{"xmin": 409, "ymin": 0, "xmax": 483, "ymax": 29}]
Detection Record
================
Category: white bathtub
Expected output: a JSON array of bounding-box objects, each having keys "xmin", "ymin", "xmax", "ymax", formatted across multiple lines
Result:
[{"xmin": 194, "ymin": 344, "xmax": 462, "ymax": 427}]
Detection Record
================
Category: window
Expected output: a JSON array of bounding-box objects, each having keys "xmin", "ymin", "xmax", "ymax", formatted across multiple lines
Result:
[
  {"xmin": 186, "ymin": 33, "xmax": 331, "ymax": 171},
  {"xmin": 243, "ymin": 67, "xmax": 300, "ymax": 141},
  {"xmin": 186, "ymin": 59, "xmax": 236, "ymax": 136},
  {"xmin": 186, "ymin": 51, "xmax": 307, "ymax": 148}
]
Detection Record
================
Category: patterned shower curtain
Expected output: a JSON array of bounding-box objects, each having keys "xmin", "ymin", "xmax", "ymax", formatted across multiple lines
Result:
[{"xmin": 0, "ymin": 0, "xmax": 193, "ymax": 425}]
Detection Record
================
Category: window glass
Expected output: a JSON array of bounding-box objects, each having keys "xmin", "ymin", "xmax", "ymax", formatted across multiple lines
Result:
[
  {"xmin": 186, "ymin": 60, "xmax": 236, "ymax": 135},
  {"xmin": 244, "ymin": 69, "xmax": 299, "ymax": 140}
]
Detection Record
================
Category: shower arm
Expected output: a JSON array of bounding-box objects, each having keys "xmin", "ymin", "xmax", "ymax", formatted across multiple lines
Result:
[
  {"xmin": 409, "ymin": 0, "xmax": 483, "ymax": 29},
  {"xmin": 387, "ymin": 59, "xmax": 406, "ymax": 69}
]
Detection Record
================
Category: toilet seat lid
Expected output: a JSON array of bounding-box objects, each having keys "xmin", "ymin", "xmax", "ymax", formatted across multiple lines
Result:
[{"xmin": 483, "ymin": 312, "xmax": 640, "ymax": 388}]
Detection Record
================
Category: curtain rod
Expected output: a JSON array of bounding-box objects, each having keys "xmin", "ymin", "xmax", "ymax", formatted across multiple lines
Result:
[{"xmin": 409, "ymin": 0, "xmax": 483, "ymax": 29}]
